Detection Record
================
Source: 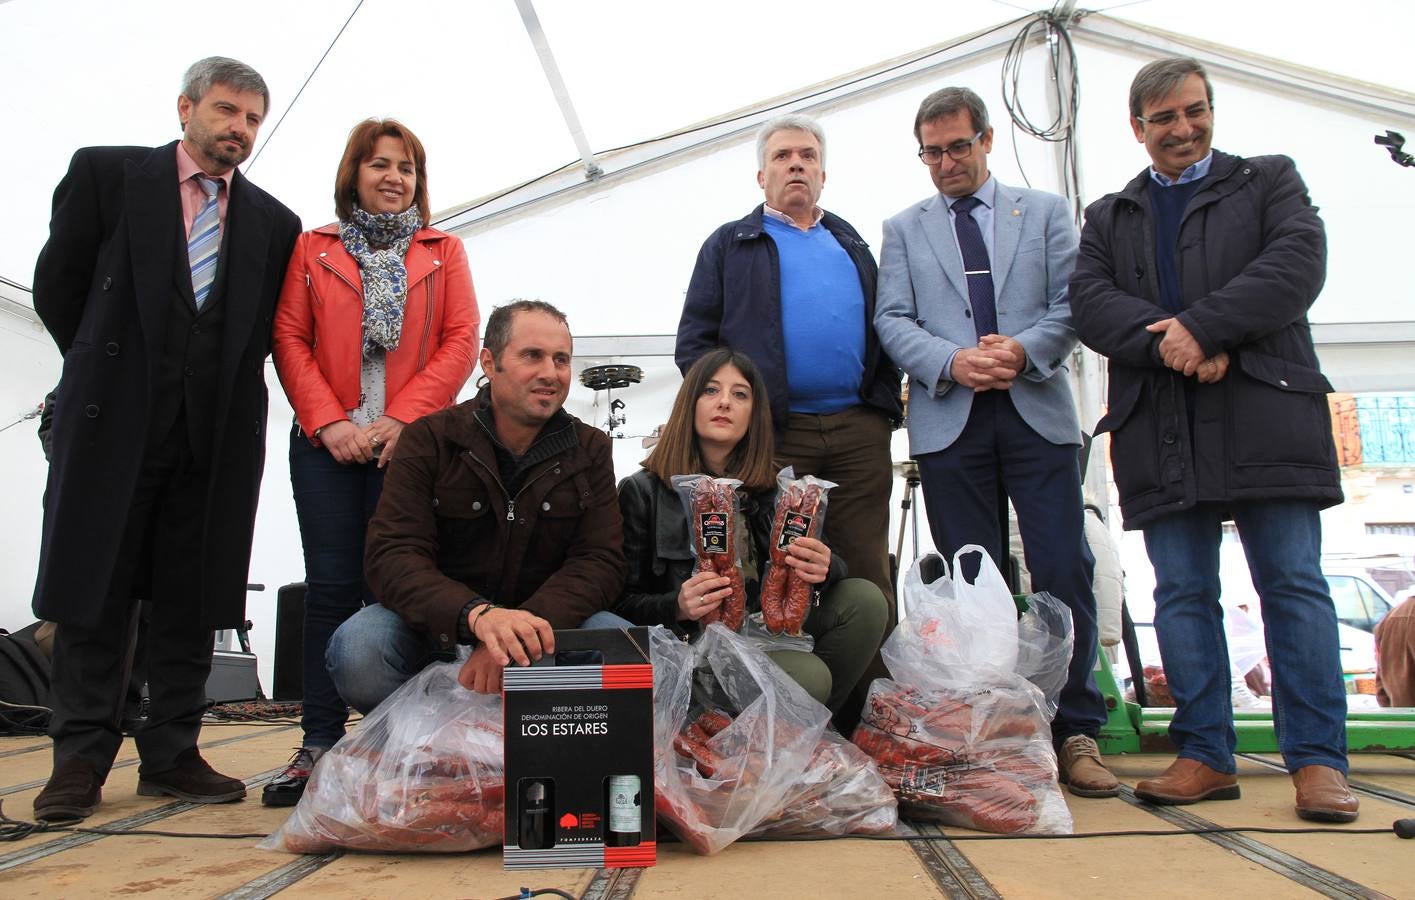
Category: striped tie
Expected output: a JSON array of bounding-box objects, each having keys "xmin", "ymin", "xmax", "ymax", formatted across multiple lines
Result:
[{"xmin": 188, "ymin": 176, "xmax": 221, "ymax": 309}]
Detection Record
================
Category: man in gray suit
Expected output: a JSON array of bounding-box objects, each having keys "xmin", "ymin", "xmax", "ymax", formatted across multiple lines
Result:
[{"xmin": 875, "ymin": 86, "xmax": 1115, "ymax": 797}]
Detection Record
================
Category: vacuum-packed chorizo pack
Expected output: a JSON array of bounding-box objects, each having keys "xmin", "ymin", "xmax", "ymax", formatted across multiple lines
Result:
[
  {"xmin": 760, "ymin": 467, "xmax": 836, "ymax": 636},
  {"xmin": 672, "ymin": 474, "xmax": 747, "ymax": 631}
]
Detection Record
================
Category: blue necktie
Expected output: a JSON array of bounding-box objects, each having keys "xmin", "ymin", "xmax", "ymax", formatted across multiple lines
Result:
[
  {"xmin": 188, "ymin": 176, "xmax": 221, "ymax": 309},
  {"xmin": 951, "ymin": 195, "xmax": 996, "ymax": 339}
]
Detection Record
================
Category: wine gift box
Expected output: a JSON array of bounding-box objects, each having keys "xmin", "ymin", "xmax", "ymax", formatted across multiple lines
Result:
[{"xmin": 502, "ymin": 626, "xmax": 655, "ymax": 869}]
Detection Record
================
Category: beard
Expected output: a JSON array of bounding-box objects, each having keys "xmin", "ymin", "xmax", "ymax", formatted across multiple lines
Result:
[
  {"xmin": 201, "ymin": 132, "xmax": 251, "ymax": 167},
  {"xmin": 186, "ymin": 120, "xmax": 251, "ymax": 169}
]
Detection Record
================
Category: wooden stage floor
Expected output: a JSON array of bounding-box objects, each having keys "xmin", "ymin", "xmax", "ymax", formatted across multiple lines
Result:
[{"xmin": 2, "ymin": 722, "xmax": 1412, "ymax": 899}]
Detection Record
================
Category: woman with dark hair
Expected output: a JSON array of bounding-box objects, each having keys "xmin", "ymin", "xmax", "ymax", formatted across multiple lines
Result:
[
  {"xmin": 615, "ymin": 349, "xmax": 888, "ymax": 725},
  {"xmin": 266, "ymin": 119, "xmax": 478, "ymax": 804}
]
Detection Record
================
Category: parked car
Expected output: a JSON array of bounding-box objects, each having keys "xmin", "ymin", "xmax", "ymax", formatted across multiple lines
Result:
[
  {"xmin": 1322, "ymin": 555, "xmax": 1407, "ymax": 633},
  {"xmin": 1129, "ymin": 618, "xmax": 1376, "ymax": 678}
]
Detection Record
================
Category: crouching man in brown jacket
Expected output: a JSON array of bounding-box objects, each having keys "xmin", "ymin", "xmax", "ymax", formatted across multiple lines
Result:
[{"xmin": 328, "ymin": 300, "xmax": 627, "ymax": 704}]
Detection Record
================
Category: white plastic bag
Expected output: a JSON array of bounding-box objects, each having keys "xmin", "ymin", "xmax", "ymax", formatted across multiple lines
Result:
[{"xmin": 886, "ymin": 545, "xmax": 1019, "ymax": 682}]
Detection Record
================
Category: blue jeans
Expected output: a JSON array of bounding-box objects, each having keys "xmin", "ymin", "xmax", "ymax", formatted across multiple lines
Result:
[
  {"xmin": 327, "ymin": 603, "xmax": 634, "ymax": 713},
  {"xmin": 289, "ymin": 425, "xmax": 386, "ymax": 749},
  {"xmin": 1143, "ymin": 499, "xmax": 1347, "ymax": 774}
]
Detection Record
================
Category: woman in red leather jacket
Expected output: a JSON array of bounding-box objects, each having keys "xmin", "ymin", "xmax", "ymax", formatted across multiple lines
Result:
[{"xmin": 265, "ymin": 119, "xmax": 478, "ymax": 805}]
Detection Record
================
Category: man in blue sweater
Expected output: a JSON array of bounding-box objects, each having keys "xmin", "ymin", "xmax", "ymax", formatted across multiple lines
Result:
[{"xmin": 676, "ymin": 114, "xmax": 902, "ymax": 725}]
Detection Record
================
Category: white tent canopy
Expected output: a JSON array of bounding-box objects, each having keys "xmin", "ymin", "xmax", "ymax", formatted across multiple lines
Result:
[{"xmin": 2, "ymin": 0, "xmax": 1413, "ymax": 685}]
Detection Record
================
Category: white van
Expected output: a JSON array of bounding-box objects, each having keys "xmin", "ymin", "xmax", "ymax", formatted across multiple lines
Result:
[{"xmin": 1323, "ymin": 560, "xmax": 1402, "ymax": 634}]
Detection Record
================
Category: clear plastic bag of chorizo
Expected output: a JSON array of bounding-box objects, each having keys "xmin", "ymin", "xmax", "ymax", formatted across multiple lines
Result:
[
  {"xmin": 757, "ymin": 466, "xmax": 837, "ymax": 638},
  {"xmin": 750, "ymin": 726, "xmax": 898, "ymax": 838},
  {"xmin": 651, "ymin": 623, "xmax": 831, "ymax": 854},
  {"xmin": 852, "ymin": 552, "xmax": 1075, "ymax": 835},
  {"xmin": 1015, "ymin": 591, "xmax": 1075, "ymax": 718},
  {"xmin": 671, "ymin": 474, "xmax": 748, "ymax": 632},
  {"xmin": 261, "ymin": 653, "xmax": 504, "ymax": 854},
  {"xmin": 850, "ymin": 678, "xmax": 1072, "ymax": 834}
]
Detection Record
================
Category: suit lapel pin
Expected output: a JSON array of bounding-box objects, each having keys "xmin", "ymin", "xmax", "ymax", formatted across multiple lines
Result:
[{"xmin": 1012, "ymin": 209, "xmax": 1020, "ymax": 216}]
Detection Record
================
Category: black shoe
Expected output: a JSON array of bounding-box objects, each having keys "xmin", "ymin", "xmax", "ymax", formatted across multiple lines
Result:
[
  {"xmin": 34, "ymin": 758, "xmax": 105, "ymax": 823},
  {"xmin": 261, "ymin": 747, "xmax": 324, "ymax": 808},
  {"xmin": 136, "ymin": 748, "xmax": 246, "ymax": 803}
]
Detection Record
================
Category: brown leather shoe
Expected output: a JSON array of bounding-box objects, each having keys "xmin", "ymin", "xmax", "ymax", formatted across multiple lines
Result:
[
  {"xmin": 1134, "ymin": 757, "xmax": 1240, "ymax": 805},
  {"xmin": 1292, "ymin": 765, "xmax": 1359, "ymax": 823},
  {"xmin": 137, "ymin": 748, "xmax": 246, "ymax": 803},
  {"xmin": 1058, "ymin": 735, "xmax": 1120, "ymax": 797},
  {"xmin": 34, "ymin": 757, "xmax": 104, "ymax": 823}
]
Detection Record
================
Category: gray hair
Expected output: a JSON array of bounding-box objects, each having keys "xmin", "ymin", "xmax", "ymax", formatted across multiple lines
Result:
[
  {"xmin": 914, "ymin": 87, "xmax": 990, "ymax": 143},
  {"xmin": 181, "ymin": 57, "xmax": 271, "ymax": 116},
  {"xmin": 1129, "ymin": 57, "xmax": 1212, "ymax": 119},
  {"xmin": 755, "ymin": 113, "xmax": 827, "ymax": 169},
  {"xmin": 483, "ymin": 299, "xmax": 570, "ymax": 361}
]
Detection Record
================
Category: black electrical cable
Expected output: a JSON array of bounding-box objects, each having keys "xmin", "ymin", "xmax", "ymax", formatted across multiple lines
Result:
[
  {"xmin": 740, "ymin": 820, "xmax": 1415, "ymax": 842},
  {"xmin": 0, "ymin": 801, "xmax": 269, "ymax": 843},
  {"xmin": 194, "ymin": 719, "xmax": 305, "ymax": 728},
  {"xmin": 999, "ymin": 10, "xmax": 1084, "ymax": 222},
  {"xmin": 492, "ymin": 890, "xmax": 576, "ymax": 900},
  {"xmin": 244, "ymin": 0, "xmax": 365, "ymax": 173},
  {"xmin": 0, "ymin": 698, "xmax": 50, "ymax": 735},
  {"xmin": 4, "ymin": 793, "xmax": 1408, "ymax": 850},
  {"xmin": 434, "ymin": 14, "xmax": 1033, "ymax": 227}
]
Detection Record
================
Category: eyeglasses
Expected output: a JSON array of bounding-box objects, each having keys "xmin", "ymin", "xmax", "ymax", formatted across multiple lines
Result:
[
  {"xmin": 1135, "ymin": 102, "xmax": 1214, "ymax": 128},
  {"xmin": 917, "ymin": 133, "xmax": 983, "ymax": 164}
]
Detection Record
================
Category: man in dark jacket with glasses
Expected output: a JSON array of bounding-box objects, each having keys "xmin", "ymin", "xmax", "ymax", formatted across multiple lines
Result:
[{"xmin": 1070, "ymin": 56, "xmax": 1354, "ymax": 822}]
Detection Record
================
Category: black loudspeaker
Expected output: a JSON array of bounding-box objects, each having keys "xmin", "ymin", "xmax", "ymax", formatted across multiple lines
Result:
[{"xmin": 272, "ymin": 583, "xmax": 306, "ymax": 701}]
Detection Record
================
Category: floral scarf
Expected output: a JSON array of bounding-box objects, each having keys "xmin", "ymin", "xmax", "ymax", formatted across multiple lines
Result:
[{"xmin": 338, "ymin": 205, "xmax": 423, "ymax": 354}]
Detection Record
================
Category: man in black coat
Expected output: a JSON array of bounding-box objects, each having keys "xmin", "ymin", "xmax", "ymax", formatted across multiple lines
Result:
[
  {"xmin": 30, "ymin": 57, "xmax": 301, "ymax": 823},
  {"xmin": 1070, "ymin": 57, "xmax": 1355, "ymax": 822}
]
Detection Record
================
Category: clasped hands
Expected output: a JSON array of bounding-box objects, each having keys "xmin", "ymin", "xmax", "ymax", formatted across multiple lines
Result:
[
  {"xmin": 1146, "ymin": 318, "xmax": 1229, "ymax": 384},
  {"xmin": 318, "ymin": 414, "xmax": 406, "ymax": 467},
  {"xmin": 950, "ymin": 334, "xmax": 1025, "ymax": 392},
  {"xmin": 458, "ymin": 605, "xmax": 555, "ymax": 695}
]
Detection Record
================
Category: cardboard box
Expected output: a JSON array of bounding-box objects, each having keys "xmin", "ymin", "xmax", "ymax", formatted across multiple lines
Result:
[{"xmin": 502, "ymin": 626, "xmax": 655, "ymax": 869}]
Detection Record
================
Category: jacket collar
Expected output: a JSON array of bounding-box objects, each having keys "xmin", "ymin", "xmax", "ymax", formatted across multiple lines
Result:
[
  {"xmin": 311, "ymin": 222, "xmax": 448, "ymax": 287},
  {"xmin": 914, "ymin": 178, "xmax": 1026, "ymax": 301},
  {"xmin": 729, "ymin": 204, "xmax": 769, "ymax": 240},
  {"xmin": 1118, "ymin": 149, "xmax": 1243, "ymax": 204},
  {"xmin": 729, "ymin": 203, "xmax": 864, "ymax": 247},
  {"xmin": 445, "ymin": 387, "xmax": 578, "ymax": 458}
]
